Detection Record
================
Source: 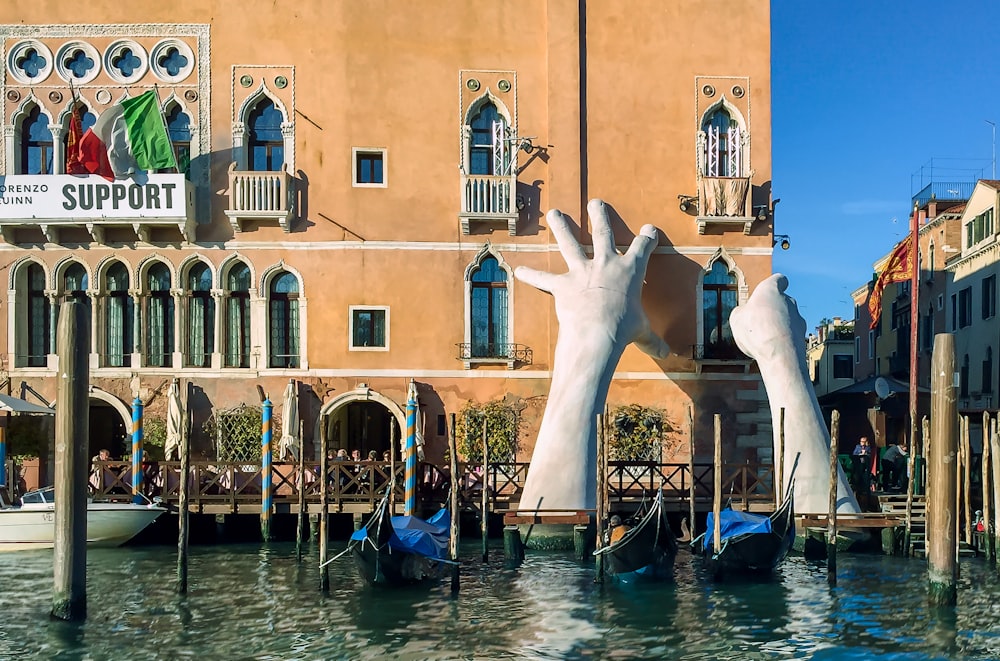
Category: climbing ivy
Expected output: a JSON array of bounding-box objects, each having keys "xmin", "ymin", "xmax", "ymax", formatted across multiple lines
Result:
[{"xmin": 455, "ymin": 399, "xmax": 520, "ymax": 464}]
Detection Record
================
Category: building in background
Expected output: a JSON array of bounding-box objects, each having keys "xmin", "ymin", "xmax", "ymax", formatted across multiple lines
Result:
[
  {"xmin": 833, "ymin": 194, "xmax": 963, "ymax": 449},
  {"xmin": 0, "ymin": 2, "xmax": 775, "ymax": 472},
  {"xmin": 806, "ymin": 317, "xmax": 854, "ymax": 398}
]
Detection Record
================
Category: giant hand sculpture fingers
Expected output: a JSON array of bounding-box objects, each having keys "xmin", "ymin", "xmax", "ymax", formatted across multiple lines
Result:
[{"xmin": 514, "ymin": 198, "xmax": 669, "ymax": 356}]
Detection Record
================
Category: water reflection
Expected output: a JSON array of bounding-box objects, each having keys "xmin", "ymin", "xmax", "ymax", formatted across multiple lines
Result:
[{"xmin": 3, "ymin": 544, "xmax": 1000, "ymax": 658}]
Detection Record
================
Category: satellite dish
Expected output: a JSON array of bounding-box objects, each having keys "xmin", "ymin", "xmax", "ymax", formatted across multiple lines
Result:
[{"xmin": 874, "ymin": 377, "xmax": 890, "ymax": 399}]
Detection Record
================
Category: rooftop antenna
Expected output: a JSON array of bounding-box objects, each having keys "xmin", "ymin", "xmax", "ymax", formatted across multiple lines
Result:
[{"xmin": 986, "ymin": 120, "xmax": 996, "ymax": 179}]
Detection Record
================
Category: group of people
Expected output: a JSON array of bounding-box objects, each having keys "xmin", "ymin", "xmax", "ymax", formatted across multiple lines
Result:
[
  {"xmin": 851, "ymin": 435, "xmax": 909, "ymax": 493},
  {"xmin": 90, "ymin": 448, "xmax": 161, "ymax": 495},
  {"xmin": 326, "ymin": 447, "xmax": 392, "ymax": 493}
]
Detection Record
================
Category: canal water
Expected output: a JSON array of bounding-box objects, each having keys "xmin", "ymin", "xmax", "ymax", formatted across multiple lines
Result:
[{"xmin": 1, "ymin": 542, "xmax": 999, "ymax": 660}]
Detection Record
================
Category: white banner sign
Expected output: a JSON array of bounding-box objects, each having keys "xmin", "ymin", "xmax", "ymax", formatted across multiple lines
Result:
[{"xmin": 0, "ymin": 173, "xmax": 190, "ymax": 220}]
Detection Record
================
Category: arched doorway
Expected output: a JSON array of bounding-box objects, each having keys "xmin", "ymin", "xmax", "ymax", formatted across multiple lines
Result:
[
  {"xmin": 316, "ymin": 387, "xmax": 406, "ymax": 460},
  {"xmin": 87, "ymin": 387, "xmax": 131, "ymax": 460}
]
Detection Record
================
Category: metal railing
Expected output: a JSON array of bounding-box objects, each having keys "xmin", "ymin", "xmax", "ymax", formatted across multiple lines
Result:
[
  {"xmin": 456, "ymin": 342, "xmax": 532, "ymax": 364},
  {"xmin": 692, "ymin": 342, "xmax": 748, "ymax": 361}
]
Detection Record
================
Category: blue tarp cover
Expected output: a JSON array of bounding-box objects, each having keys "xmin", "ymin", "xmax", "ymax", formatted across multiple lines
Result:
[
  {"xmin": 703, "ymin": 508, "xmax": 773, "ymax": 552},
  {"xmin": 351, "ymin": 508, "xmax": 450, "ymax": 560}
]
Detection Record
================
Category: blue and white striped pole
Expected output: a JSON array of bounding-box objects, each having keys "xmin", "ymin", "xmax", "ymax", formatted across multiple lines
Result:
[
  {"xmin": 0, "ymin": 421, "xmax": 6, "ymax": 489},
  {"xmin": 131, "ymin": 397, "xmax": 144, "ymax": 504},
  {"xmin": 261, "ymin": 398, "xmax": 273, "ymax": 541},
  {"xmin": 404, "ymin": 391, "xmax": 417, "ymax": 516}
]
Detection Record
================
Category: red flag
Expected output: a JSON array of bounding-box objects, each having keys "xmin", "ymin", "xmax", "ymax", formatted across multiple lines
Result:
[
  {"xmin": 868, "ymin": 240, "xmax": 912, "ymax": 329},
  {"xmin": 65, "ymin": 107, "xmax": 87, "ymax": 175},
  {"xmin": 77, "ymin": 127, "xmax": 114, "ymax": 181}
]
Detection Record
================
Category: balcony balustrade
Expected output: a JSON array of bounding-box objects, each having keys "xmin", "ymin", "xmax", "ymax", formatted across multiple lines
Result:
[
  {"xmin": 225, "ymin": 163, "xmax": 295, "ymax": 232},
  {"xmin": 459, "ymin": 172, "xmax": 518, "ymax": 236}
]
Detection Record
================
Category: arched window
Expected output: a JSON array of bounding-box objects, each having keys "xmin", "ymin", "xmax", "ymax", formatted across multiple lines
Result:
[
  {"xmin": 702, "ymin": 261, "xmax": 739, "ymax": 358},
  {"xmin": 105, "ymin": 262, "xmax": 133, "ymax": 368},
  {"xmin": 468, "ymin": 101, "xmax": 510, "ymax": 176},
  {"xmin": 145, "ymin": 263, "xmax": 174, "ymax": 367},
  {"xmin": 63, "ymin": 262, "xmax": 89, "ymax": 306},
  {"xmin": 268, "ymin": 271, "xmax": 299, "ymax": 368},
  {"xmin": 26, "ymin": 263, "xmax": 49, "ymax": 367},
  {"xmin": 702, "ymin": 106, "xmax": 742, "ymax": 178},
  {"xmin": 225, "ymin": 263, "xmax": 251, "ymax": 368},
  {"xmin": 248, "ymin": 99, "xmax": 284, "ymax": 172},
  {"xmin": 164, "ymin": 104, "xmax": 191, "ymax": 173},
  {"xmin": 984, "ymin": 347, "xmax": 993, "ymax": 395},
  {"xmin": 186, "ymin": 263, "xmax": 214, "ymax": 368},
  {"xmin": 470, "ymin": 257, "xmax": 508, "ymax": 358},
  {"xmin": 22, "ymin": 106, "xmax": 53, "ymax": 174}
]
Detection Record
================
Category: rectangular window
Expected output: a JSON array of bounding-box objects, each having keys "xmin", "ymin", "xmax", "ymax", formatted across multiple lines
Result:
[
  {"xmin": 833, "ymin": 354, "xmax": 853, "ymax": 379},
  {"xmin": 350, "ymin": 306, "xmax": 389, "ymax": 350},
  {"xmin": 959, "ymin": 287, "xmax": 973, "ymax": 328},
  {"xmin": 966, "ymin": 208, "xmax": 995, "ymax": 247},
  {"xmin": 951, "ymin": 293, "xmax": 957, "ymax": 330},
  {"xmin": 353, "ymin": 148, "xmax": 386, "ymax": 187},
  {"xmin": 868, "ymin": 330, "xmax": 875, "ymax": 359},
  {"xmin": 855, "ymin": 337, "xmax": 861, "ymax": 364},
  {"xmin": 983, "ymin": 274, "xmax": 997, "ymax": 319}
]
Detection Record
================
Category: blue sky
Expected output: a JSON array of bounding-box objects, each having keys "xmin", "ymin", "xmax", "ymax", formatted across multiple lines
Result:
[{"xmin": 771, "ymin": 1, "xmax": 999, "ymax": 332}]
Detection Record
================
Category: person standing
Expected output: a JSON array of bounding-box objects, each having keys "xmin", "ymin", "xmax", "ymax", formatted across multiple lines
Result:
[
  {"xmin": 852, "ymin": 436, "xmax": 874, "ymax": 492},
  {"xmin": 882, "ymin": 442, "xmax": 908, "ymax": 490}
]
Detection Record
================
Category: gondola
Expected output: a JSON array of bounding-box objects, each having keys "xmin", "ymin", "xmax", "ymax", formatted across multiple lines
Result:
[
  {"xmin": 593, "ymin": 489, "xmax": 677, "ymax": 583},
  {"xmin": 347, "ymin": 491, "xmax": 452, "ymax": 587},
  {"xmin": 700, "ymin": 490, "xmax": 795, "ymax": 579}
]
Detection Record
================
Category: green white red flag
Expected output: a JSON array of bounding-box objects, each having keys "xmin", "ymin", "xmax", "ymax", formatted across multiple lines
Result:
[{"xmin": 76, "ymin": 90, "xmax": 176, "ymax": 181}]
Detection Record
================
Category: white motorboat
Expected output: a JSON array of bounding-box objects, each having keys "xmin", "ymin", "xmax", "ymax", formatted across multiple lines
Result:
[{"xmin": 0, "ymin": 487, "xmax": 166, "ymax": 551}]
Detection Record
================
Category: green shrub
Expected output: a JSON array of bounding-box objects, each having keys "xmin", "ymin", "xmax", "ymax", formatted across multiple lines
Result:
[
  {"xmin": 455, "ymin": 399, "xmax": 520, "ymax": 464},
  {"xmin": 608, "ymin": 404, "xmax": 676, "ymax": 461}
]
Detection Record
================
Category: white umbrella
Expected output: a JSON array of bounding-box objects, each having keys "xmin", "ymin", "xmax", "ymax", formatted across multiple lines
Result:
[
  {"xmin": 0, "ymin": 393, "xmax": 53, "ymax": 415},
  {"xmin": 165, "ymin": 380, "xmax": 182, "ymax": 461},
  {"xmin": 278, "ymin": 380, "xmax": 300, "ymax": 461}
]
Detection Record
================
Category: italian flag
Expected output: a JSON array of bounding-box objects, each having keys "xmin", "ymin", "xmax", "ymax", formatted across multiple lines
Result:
[{"xmin": 76, "ymin": 90, "xmax": 176, "ymax": 181}]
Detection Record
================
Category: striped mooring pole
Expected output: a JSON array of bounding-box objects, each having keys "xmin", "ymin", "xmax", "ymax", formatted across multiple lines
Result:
[
  {"xmin": 404, "ymin": 392, "xmax": 417, "ymax": 516},
  {"xmin": 261, "ymin": 398, "xmax": 273, "ymax": 541},
  {"xmin": 131, "ymin": 397, "xmax": 144, "ymax": 504}
]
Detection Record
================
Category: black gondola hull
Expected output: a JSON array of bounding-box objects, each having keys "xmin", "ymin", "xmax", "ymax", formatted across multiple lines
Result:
[
  {"xmin": 596, "ymin": 491, "xmax": 678, "ymax": 583},
  {"xmin": 703, "ymin": 496, "xmax": 795, "ymax": 579}
]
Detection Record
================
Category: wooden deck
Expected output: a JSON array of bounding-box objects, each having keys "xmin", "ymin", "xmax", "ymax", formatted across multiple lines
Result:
[{"xmin": 69, "ymin": 458, "xmax": 782, "ymax": 516}]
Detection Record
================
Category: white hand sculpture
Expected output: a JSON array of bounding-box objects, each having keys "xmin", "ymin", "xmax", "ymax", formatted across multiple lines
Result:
[
  {"xmin": 730, "ymin": 274, "xmax": 860, "ymax": 515},
  {"xmin": 515, "ymin": 199, "xmax": 669, "ymax": 512}
]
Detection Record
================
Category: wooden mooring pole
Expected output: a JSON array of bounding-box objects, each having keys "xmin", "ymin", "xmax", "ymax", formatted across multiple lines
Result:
[
  {"xmin": 295, "ymin": 419, "xmax": 306, "ymax": 561},
  {"xmin": 962, "ymin": 415, "xmax": 972, "ymax": 547},
  {"xmin": 983, "ymin": 412, "xmax": 993, "ymax": 563},
  {"xmin": 594, "ymin": 413, "xmax": 606, "ymax": 582},
  {"xmin": 687, "ymin": 405, "xmax": 696, "ymax": 541},
  {"xmin": 928, "ymin": 333, "xmax": 958, "ymax": 606},
  {"xmin": 992, "ymin": 416, "xmax": 1000, "ymax": 565},
  {"xmin": 51, "ymin": 300, "xmax": 89, "ymax": 621},
  {"xmin": 177, "ymin": 380, "xmax": 191, "ymax": 594},
  {"xmin": 319, "ymin": 417, "xmax": 329, "ymax": 593},
  {"xmin": 449, "ymin": 413, "xmax": 461, "ymax": 592},
  {"xmin": 827, "ymin": 410, "xmax": 840, "ymax": 585},
  {"xmin": 777, "ymin": 407, "xmax": 786, "ymax": 507},
  {"xmin": 712, "ymin": 414, "xmax": 722, "ymax": 556},
  {"xmin": 481, "ymin": 420, "xmax": 489, "ymax": 563}
]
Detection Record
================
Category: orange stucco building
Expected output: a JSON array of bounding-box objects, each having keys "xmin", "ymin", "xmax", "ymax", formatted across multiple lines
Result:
[{"xmin": 0, "ymin": 1, "xmax": 775, "ymax": 469}]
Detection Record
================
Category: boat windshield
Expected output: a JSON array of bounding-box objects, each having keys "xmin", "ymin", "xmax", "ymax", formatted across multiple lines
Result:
[{"xmin": 20, "ymin": 487, "xmax": 55, "ymax": 505}]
